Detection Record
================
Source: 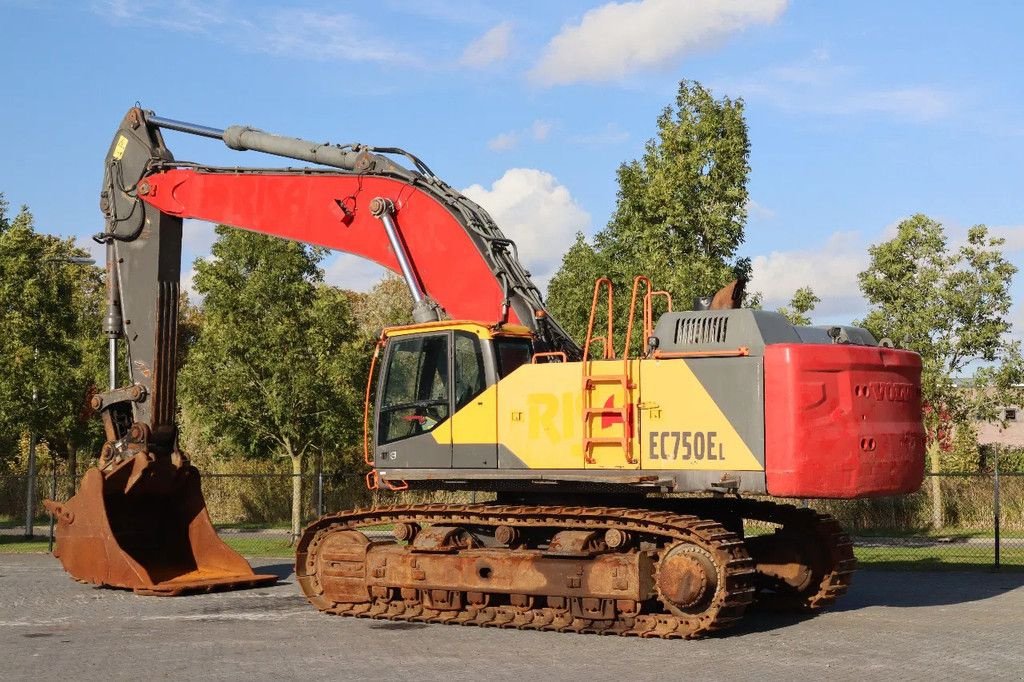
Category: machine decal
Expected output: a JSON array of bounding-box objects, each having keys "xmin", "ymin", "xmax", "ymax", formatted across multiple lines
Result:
[
  {"xmin": 112, "ymin": 134, "xmax": 129, "ymax": 160},
  {"xmin": 648, "ymin": 430, "xmax": 723, "ymax": 461}
]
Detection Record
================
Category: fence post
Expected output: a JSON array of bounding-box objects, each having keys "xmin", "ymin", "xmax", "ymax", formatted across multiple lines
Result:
[
  {"xmin": 316, "ymin": 450, "xmax": 324, "ymax": 518},
  {"xmin": 993, "ymin": 450, "xmax": 1000, "ymax": 572},
  {"xmin": 48, "ymin": 461, "xmax": 57, "ymax": 552},
  {"xmin": 24, "ymin": 432, "xmax": 38, "ymax": 539}
]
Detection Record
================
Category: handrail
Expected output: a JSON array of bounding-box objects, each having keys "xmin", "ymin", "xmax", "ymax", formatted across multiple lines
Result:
[
  {"xmin": 622, "ymin": 275, "xmax": 653, "ymax": 372},
  {"xmin": 582, "ymin": 277, "xmax": 615, "ymax": 362},
  {"xmin": 643, "ymin": 290, "xmax": 673, "ymax": 344},
  {"xmin": 652, "ymin": 347, "xmax": 750, "ymax": 359}
]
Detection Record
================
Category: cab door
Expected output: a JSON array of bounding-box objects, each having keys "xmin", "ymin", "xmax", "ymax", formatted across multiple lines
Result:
[
  {"xmin": 374, "ymin": 332, "xmax": 453, "ymax": 468},
  {"xmin": 449, "ymin": 331, "xmax": 497, "ymax": 468}
]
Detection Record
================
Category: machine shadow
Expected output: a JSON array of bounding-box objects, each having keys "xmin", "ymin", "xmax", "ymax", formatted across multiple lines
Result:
[
  {"xmin": 250, "ymin": 562, "xmax": 294, "ymax": 582},
  {"xmin": 829, "ymin": 568, "xmax": 1024, "ymax": 610},
  {"xmin": 720, "ymin": 569, "xmax": 1024, "ymax": 636}
]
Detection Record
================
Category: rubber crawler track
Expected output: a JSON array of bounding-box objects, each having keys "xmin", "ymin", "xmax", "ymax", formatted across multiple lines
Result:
[
  {"xmin": 296, "ymin": 504, "xmax": 758, "ymax": 638},
  {"xmin": 647, "ymin": 498, "xmax": 856, "ymax": 610}
]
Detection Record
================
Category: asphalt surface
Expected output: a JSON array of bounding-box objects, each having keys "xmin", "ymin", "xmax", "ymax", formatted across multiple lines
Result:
[{"xmin": 2, "ymin": 554, "xmax": 1023, "ymax": 681}]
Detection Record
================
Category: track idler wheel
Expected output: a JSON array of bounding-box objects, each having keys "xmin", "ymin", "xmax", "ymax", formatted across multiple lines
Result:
[{"xmin": 656, "ymin": 543, "xmax": 720, "ymax": 616}]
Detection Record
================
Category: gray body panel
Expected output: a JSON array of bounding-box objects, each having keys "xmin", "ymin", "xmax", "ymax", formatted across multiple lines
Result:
[{"xmin": 683, "ymin": 356, "xmax": 765, "ymax": 467}]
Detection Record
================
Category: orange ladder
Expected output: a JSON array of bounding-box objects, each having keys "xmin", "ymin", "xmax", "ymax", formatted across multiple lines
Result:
[{"xmin": 581, "ymin": 276, "xmax": 673, "ymax": 465}]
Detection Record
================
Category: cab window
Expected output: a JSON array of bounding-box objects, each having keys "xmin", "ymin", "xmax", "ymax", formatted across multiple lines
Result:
[
  {"xmin": 494, "ymin": 338, "xmax": 532, "ymax": 377},
  {"xmin": 454, "ymin": 331, "xmax": 486, "ymax": 410},
  {"xmin": 378, "ymin": 334, "xmax": 450, "ymax": 444}
]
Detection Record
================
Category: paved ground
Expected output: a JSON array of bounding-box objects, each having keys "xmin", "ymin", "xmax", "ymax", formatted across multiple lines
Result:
[{"xmin": 2, "ymin": 554, "xmax": 1023, "ymax": 681}]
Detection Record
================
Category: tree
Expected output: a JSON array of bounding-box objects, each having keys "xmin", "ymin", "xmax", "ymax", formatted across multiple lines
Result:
[
  {"xmin": 0, "ymin": 199, "xmax": 105, "ymax": 472},
  {"xmin": 777, "ymin": 286, "xmax": 820, "ymax": 326},
  {"xmin": 547, "ymin": 79, "xmax": 751, "ymax": 345},
  {"xmin": 347, "ymin": 273, "xmax": 414, "ymax": 339},
  {"xmin": 858, "ymin": 214, "xmax": 1023, "ymax": 525},
  {"xmin": 178, "ymin": 228, "xmax": 365, "ymax": 539}
]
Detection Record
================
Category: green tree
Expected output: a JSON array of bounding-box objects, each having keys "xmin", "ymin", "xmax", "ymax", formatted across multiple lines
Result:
[
  {"xmin": 777, "ymin": 286, "xmax": 820, "ymax": 326},
  {"xmin": 347, "ymin": 273, "xmax": 414, "ymax": 339},
  {"xmin": 178, "ymin": 228, "xmax": 365, "ymax": 539},
  {"xmin": 547, "ymin": 79, "xmax": 750, "ymax": 346},
  {"xmin": 858, "ymin": 214, "xmax": 1023, "ymax": 525},
  {"xmin": 0, "ymin": 200, "xmax": 105, "ymax": 472}
]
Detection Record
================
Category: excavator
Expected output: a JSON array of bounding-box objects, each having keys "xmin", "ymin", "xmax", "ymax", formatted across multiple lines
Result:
[{"xmin": 45, "ymin": 107, "xmax": 926, "ymax": 638}]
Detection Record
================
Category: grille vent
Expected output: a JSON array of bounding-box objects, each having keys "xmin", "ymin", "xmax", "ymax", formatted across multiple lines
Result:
[{"xmin": 675, "ymin": 316, "xmax": 729, "ymax": 345}]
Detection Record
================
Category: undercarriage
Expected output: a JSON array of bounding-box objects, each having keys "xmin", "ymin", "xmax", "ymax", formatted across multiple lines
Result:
[{"xmin": 296, "ymin": 498, "xmax": 854, "ymax": 638}]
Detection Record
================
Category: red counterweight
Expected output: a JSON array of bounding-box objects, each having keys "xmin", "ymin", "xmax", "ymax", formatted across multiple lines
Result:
[{"xmin": 764, "ymin": 343, "xmax": 926, "ymax": 498}]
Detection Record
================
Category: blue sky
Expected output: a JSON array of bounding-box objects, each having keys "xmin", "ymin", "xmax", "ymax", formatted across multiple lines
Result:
[{"xmin": 1, "ymin": 0, "xmax": 1022, "ymax": 327}]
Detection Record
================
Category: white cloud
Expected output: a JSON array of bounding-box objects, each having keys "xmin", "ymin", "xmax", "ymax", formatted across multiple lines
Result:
[
  {"xmin": 487, "ymin": 119, "xmax": 553, "ymax": 151},
  {"xmin": 323, "ymin": 253, "xmax": 391, "ymax": 293},
  {"xmin": 530, "ymin": 119, "xmax": 553, "ymax": 141},
  {"xmin": 181, "ymin": 265, "xmax": 200, "ymax": 302},
  {"xmin": 719, "ymin": 51, "xmax": 958, "ymax": 123},
  {"xmin": 460, "ymin": 21, "xmax": 513, "ymax": 68},
  {"xmin": 751, "ymin": 231, "xmax": 869, "ymax": 320},
  {"xmin": 92, "ymin": 1, "xmax": 415, "ymax": 65},
  {"xmin": 259, "ymin": 9, "xmax": 414, "ymax": 64},
  {"xmin": 182, "ymin": 219, "xmax": 218, "ymax": 258},
  {"xmin": 530, "ymin": 0, "xmax": 787, "ymax": 87},
  {"xmin": 745, "ymin": 199, "xmax": 776, "ymax": 221},
  {"xmin": 568, "ymin": 122, "xmax": 630, "ymax": 146},
  {"xmin": 461, "ymin": 169, "xmax": 590, "ymax": 290},
  {"xmin": 487, "ymin": 131, "xmax": 520, "ymax": 151}
]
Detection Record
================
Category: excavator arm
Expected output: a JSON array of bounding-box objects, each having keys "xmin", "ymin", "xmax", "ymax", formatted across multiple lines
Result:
[{"xmin": 49, "ymin": 106, "xmax": 578, "ymax": 594}]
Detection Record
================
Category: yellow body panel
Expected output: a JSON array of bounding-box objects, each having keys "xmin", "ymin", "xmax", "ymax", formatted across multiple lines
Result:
[
  {"xmin": 494, "ymin": 360, "xmax": 642, "ymax": 470},
  {"xmin": 431, "ymin": 383, "xmax": 498, "ymax": 447},
  {"xmin": 416, "ymin": 323, "xmax": 763, "ymax": 474}
]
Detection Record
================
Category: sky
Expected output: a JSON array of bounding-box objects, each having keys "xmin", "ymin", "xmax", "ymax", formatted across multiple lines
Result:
[{"xmin": 1, "ymin": 0, "xmax": 1022, "ymax": 328}]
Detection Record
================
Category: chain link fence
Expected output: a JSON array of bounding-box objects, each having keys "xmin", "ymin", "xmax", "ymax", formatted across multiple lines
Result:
[{"xmin": 2, "ymin": 466, "xmax": 1021, "ymax": 569}]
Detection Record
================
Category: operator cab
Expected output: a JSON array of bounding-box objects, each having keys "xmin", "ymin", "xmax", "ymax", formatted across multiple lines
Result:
[{"xmin": 374, "ymin": 321, "xmax": 533, "ymax": 469}]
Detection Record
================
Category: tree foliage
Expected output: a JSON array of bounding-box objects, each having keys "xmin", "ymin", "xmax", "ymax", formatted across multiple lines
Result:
[
  {"xmin": 0, "ymin": 196, "xmax": 105, "ymax": 469},
  {"xmin": 178, "ymin": 227, "xmax": 366, "ymax": 537},
  {"xmin": 547, "ymin": 80, "xmax": 751, "ymax": 345},
  {"xmin": 777, "ymin": 286, "xmax": 820, "ymax": 326},
  {"xmin": 858, "ymin": 214, "xmax": 1023, "ymax": 479},
  {"xmin": 347, "ymin": 273, "xmax": 414, "ymax": 339}
]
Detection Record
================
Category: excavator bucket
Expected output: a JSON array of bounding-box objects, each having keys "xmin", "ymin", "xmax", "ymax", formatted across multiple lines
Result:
[{"xmin": 45, "ymin": 453, "xmax": 276, "ymax": 596}]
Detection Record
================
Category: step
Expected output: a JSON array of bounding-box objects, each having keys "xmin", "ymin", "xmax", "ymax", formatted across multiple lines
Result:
[
  {"xmin": 583, "ymin": 437, "xmax": 629, "ymax": 447},
  {"xmin": 583, "ymin": 406, "xmax": 629, "ymax": 416}
]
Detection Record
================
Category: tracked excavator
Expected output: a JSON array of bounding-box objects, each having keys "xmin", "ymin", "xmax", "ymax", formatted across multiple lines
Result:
[{"xmin": 46, "ymin": 107, "xmax": 925, "ymax": 637}]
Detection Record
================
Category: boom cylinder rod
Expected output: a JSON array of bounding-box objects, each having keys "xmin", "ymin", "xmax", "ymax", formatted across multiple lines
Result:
[
  {"xmin": 146, "ymin": 115, "xmax": 225, "ymax": 140},
  {"xmin": 369, "ymin": 197, "xmax": 442, "ymax": 324},
  {"xmin": 371, "ymin": 198, "xmax": 424, "ymax": 303},
  {"xmin": 147, "ymin": 114, "xmax": 394, "ymax": 174}
]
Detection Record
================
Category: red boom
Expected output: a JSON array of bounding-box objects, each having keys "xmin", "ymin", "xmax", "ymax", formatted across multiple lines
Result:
[{"xmin": 138, "ymin": 168, "xmax": 519, "ymax": 324}]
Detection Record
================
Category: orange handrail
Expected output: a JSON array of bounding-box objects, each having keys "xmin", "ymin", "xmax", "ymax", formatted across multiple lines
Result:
[
  {"xmin": 652, "ymin": 347, "xmax": 750, "ymax": 359},
  {"xmin": 583, "ymin": 277, "xmax": 615, "ymax": 362},
  {"xmin": 363, "ymin": 338, "xmax": 384, "ymax": 466},
  {"xmin": 362, "ymin": 336, "xmax": 408, "ymax": 491},
  {"xmin": 622, "ymin": 275, "xmax": 652, "ymax": 371},
  {"xmin": 532, "ymin": 351, "xmax": 568, "ymax": 364},
  {"xmin": 643, "ymin": 290, "xmax": 673, "ymax": 343}
]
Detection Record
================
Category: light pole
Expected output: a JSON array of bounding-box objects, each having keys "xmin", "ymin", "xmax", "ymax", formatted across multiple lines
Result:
[{"xmin": 24, "ymin": 255, "xmax": 95, "ymax": 541}]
